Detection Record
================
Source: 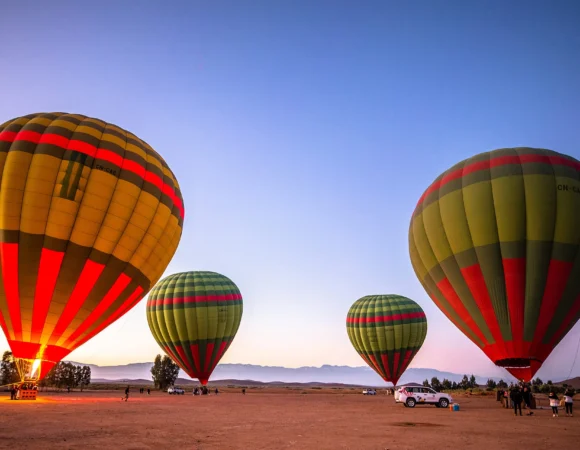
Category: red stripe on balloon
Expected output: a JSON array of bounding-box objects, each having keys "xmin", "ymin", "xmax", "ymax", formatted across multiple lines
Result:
[
  {"xmin": 380, "ymin": 353, "xmax": 392, "ymax": 380},
  {"xmin": 436, "ymin": 277, "xmax": 489, "ymax": 346},
  {"xmin": 68, "ymin": 286, "xmax": 144, "ymax": 350},
  {"xmin": 392, "ymin": 351, "xmax": 401, "ymax": 377},
  {"xmin": 533, "ymin": 260, "xmax": 573, "ymax": 347},
  {"xmin": 416, "ymin": 153, "xmax": 580, "ymax": 208},
  {"xmin": 190, "ymin": 344, "xmax": 201, "ymax": 375},
  {"xmin": 0, "ymin": 130, "xmax": 184, "ymax": 218},
  {"xmin": 503, "ymin": 258, "xmax": 526, "ymax": 356},
  {"xmin": 175, "ymin": 345, "xmax": 195, "ymax": 375},
  {"xmin": 346, "ymin": 311, "xmax": 425, "ymax": 323},
  {"xmin": 48, "ymin": 260, "xmax": 105, "ymax": 345},
  {"xmin": 62, "ymin": 273, "xmax": 132, "ymax": 347},
  {"xmin": 461, "ymin": 264, "xmax": 504, "ymax": 350},
  {"xmin": 31, "ymin": 249, "xmax": 65, "ymax": 342},
  {"xmin": 204, "ymin": 342, "xmax": 215, "ymax": 373},
  {"xmin": 214, "ymin": 340, "xmax": 229, "ymax": 367},
  {"xmin": 164, "ymin": 345, "xmax": 184, "ymax": 370},
  {"xmin": 398, "ymin": 349, "xmax": 414, "ymax": 376},
  {"xmin": 0, "ymin": 242, "xmax": 22, "ymax": 341},
  {"xmin": 368, "ymin": 354, "xmax": 384, "ymax": 379},
  {"xmin": 154, "ymin": 294, "xmax": 243, "ymax": 306}
]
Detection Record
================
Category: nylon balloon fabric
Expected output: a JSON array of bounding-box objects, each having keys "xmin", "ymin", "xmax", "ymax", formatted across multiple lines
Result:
[
  {"xmin": 146, "ymin": 271, "xmax": 243, "ymax": 385},
  {"xmin": 0, "ymin": 112, "xmax": 184, "ymax": 379},
  {"xmin": 409, "ymin": 147, "xmax": 580, "ymax": 381},
  {"xmin": 346, "ymin": 295, "xmax": 427, "ymax": 386}
]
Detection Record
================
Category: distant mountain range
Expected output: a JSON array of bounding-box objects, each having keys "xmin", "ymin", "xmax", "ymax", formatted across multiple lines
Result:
[{"xmin": 68, "ymin": 361, "xmax": 511, "ymax": 386}]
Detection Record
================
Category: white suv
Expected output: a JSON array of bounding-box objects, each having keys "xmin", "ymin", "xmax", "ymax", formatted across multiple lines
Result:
[
  {"xmin": 396, "ymin": 386, "xmax": 453, "ymax": 408},
  {"xmin": 362, "ymin": 389, "xmax": 377, "ymax": 395},
  {"xmin": 167, "ymin": 386, "xmax": 185, "ymax": 395}
]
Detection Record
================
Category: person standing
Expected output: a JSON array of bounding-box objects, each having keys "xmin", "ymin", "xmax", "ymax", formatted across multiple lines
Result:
[
  {"xmin": 564, "ymin": 389, "xmax": 574, "ymax": 417},
  {"xmin": 510, "ymin": 387, "xmax": 523, "ymax": 416},
  {"xmin": 549, "ymin": 392, "xmax": 559, "ymax": 417},
  {"xmin": 122, "ymin": 386, "xmax": 130, "ymax": 402},
  {"xmin": 522, "ymin": 386, "xmax": 534, "ymax": 415}
]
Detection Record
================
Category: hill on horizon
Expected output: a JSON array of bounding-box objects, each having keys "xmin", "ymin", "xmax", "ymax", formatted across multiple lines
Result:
[{"xmin": 69, "ymin": 361, "xmax": 522, "ymax": 386}]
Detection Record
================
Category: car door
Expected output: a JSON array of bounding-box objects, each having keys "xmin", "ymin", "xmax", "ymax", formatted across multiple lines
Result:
[
  {"xmin": 424, "ymin": 388, "xmax": 437, "ymax": 403},
  {"xmin": 413, "ymin": 387, "xmax": 424, "ymax": 403}
]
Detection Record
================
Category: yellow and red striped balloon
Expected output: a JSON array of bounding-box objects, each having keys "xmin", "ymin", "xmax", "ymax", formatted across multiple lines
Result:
[{"xmin": 0, "ymin": 112, "xmax": 183, "ymax": 379}]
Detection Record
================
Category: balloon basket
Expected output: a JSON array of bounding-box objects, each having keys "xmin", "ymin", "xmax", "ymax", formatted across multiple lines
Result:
[{"xmin": 18, "ymin": 389, "xmax": 37, "ymax": 400}]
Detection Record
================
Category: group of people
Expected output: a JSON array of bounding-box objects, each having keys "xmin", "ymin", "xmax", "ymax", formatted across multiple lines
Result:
[
  {"xmin": 9, "ymin": 383, "xmax": 37, "ymax": 400},
  {"xmin": 193, "ymin": 386, "xmax": 219, "ymax": 395},
  {"xmin": 120, "ymin": 385, "xmax": 226, "ymax": 400},
  {"xmin": 548, "ymin": 390, "xmax": 575, "ymax": 417},
  {"xmin": 504, "ymin": 384, "xmax": 535, "ymax": 416},
  {"xmin": 502, "ymin": 383, "xmax": 575, "ymax": 417}
]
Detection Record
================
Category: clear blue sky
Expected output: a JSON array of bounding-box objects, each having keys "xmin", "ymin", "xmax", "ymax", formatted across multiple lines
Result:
[{"xmin": 1, "ymin": 0, "xmax": 579, "ymax": 380}]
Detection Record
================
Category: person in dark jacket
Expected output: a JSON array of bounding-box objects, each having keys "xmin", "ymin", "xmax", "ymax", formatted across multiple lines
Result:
[
  {"xmin": 510, "ymin": 387, "xmax": 523, "ymax": 416},
  {"xmin": 122, "ymin": 386, "xmax": 130, "ymax": 402},
  {"xmin": 564, "ymin": 389, "xmax": 574, "ymax": 417},
  {"xmin": 522, "ymin": 386, "xmax": 534, "ymax": 415}
]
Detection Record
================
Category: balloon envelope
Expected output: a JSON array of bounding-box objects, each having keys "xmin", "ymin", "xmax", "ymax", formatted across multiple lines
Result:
[
  {"xmin": 0, "ymin": 112, "xmax": 184, "ymax": 380},
  {"xmin": 347, "ymin": 295, "xmax": 427, "ymax": 386},
  {"xmin": 409, "ymin": 147, "xmax": 580, "ymax": 381},
  {"xmin": 146, "ymin": 271, "xmax": 243, "ymax": 385}
]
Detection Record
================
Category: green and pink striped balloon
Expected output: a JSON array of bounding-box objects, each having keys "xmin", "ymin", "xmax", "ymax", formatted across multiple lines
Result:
[
  {"xmin": 347, "ymin": 295, "xmax": 427, "ymax": 386},
  {"xmin": 146, "ymin": 271, "xmax": 243, "ymax": 385}
]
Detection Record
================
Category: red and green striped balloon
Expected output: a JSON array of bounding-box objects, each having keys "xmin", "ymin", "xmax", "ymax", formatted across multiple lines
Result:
[
  {"xmin": 146, "ymin": 271, "xmax": 243, "ymax": 385},
  {"xmin": 409, "ymin": 147, "xmax": 580, "ymax": 381},
  {"xmin": 347, "ymin": 295, "xmax": 427, "ymax": 386}
]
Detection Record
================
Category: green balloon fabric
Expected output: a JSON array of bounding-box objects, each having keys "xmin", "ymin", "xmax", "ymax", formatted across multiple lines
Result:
[
  {"xmin": 346, "ymin": 295, "xmax": 427, "ymax": 385},
  {"xmin": 409, "ymin": 147, "xmax": 580, "ymax": 381},
  {"xmin": 146, "ymin": 271, "xmax": 243, "ymax": 385}
]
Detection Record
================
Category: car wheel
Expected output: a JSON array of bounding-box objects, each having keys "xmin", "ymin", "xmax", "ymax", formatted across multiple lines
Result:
[
  {"xmin": 406, "ymin": 398, "xmax": 416, "ymax": 408},
  {"xmin": 439, "ymin": 398, "xmax": 449, "ymax": 408}
]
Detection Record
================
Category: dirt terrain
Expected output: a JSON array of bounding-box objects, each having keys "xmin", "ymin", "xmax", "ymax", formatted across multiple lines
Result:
[{"xmin": 1, "ymin": 389, "xmax": 578, "ymax": 450}]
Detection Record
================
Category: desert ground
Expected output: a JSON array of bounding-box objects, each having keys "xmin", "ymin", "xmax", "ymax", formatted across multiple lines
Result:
[{"xmin": 1, "ymin": 388, "xmax": 578, "ymax": 450}]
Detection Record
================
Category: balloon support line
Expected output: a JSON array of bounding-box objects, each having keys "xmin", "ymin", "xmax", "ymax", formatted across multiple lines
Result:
[{"xmin": 566, "ymin": 331, "xmax": 580, "ymax": 380}]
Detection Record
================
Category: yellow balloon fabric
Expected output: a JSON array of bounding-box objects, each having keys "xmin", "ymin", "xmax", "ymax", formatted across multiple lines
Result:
[{"xmin": 0, "ymin": 112, "xmax": 184, "ymax": 379}]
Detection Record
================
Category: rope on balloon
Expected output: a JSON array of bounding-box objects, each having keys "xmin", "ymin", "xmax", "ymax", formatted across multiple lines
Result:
[{"xmin": 567, "ymin": 329, "xmax": 580, "ymax": 380}]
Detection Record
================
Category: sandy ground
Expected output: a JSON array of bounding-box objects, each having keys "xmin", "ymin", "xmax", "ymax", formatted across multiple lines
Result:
[{"xmin": 1, "ymin": 389, "xmax": 578, "ymax": 450}]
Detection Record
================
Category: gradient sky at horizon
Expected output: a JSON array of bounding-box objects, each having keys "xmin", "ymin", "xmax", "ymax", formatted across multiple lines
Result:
[{"xmin": 1, "ymin": 0, "xmax": 580, "ymax": 381}]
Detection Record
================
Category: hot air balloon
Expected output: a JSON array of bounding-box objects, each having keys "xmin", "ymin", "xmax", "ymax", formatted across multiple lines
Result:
[
  {"xmin": 0, "ymin": 112, "xmax": 184, "ymax": 382},
  {"xmin": 346, "ymin": 295, "xmax": 427, "ymax": 386},
  {"xmin": 409, "ymin": 147, "xmax": 580, "ymax": 382},
  {"xmin": 146, "ymin": 271, "xmax": 243, "ymax": 385}
]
